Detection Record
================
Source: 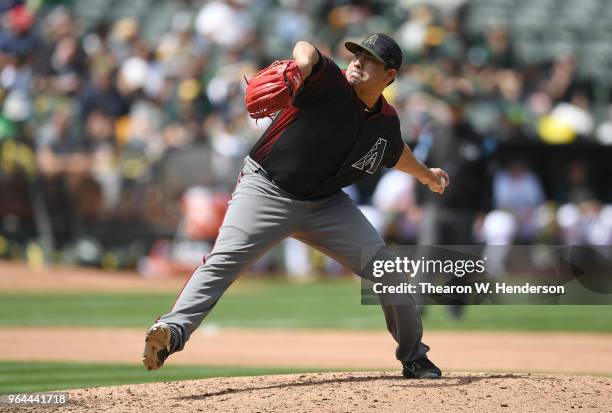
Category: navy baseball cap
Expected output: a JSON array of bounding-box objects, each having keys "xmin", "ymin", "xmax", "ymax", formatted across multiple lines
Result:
[{"xmin": 345, "ymin": 33, "xmax": 403, "ymax": 70}]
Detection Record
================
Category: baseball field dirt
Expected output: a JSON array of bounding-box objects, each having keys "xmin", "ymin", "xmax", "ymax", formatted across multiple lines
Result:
[
  {"xmin": 2, "ymin": 262, "xmax": 612, "ymax": 412},
  {"xmin": 13, "ymin": 372, "xmax": 612, "ymax": 412},
  {"xmin": 3, "ymin": 328, "xmax": 612, "ymax": 375}
]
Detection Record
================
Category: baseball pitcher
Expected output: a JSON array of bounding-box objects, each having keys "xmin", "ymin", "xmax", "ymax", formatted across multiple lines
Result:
[{"xmin": 143, "ymin": 33, "xmax": 449, "ymax": 379}]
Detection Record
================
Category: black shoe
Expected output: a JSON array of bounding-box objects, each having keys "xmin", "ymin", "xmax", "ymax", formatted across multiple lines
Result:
[
  {"xmin": 142, "ymin": 322, "xmax": 174, "ymax": 370},
  {"xmin": 402, "ymin": 357, "xmax": 442, "ymax": 379}
]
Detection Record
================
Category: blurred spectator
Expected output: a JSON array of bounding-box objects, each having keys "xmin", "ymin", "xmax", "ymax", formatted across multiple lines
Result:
[
  {"xmin": 539, "ymin": 92, "xmax": 594, "ymax": 144},
  {"xmin": 195, "ymin": 0, "xmax": 255, "ymax": 51},
  {"xmin": 417, "ymin": 93, "xmax": 492, "ymax": 246},
  {"xmin": 484, "ymin": 160, "xmax": 547, "ymax": 242},
  {"xmin": 35, "ymin": 104, "xmax": 90, "ymax": 247},
  {"xmin": 555, "ymin": 161, "xmax": 595, "ymax": 205},
  {"xmin": 86, "ymin": 110, "xmax": 120, "ymax": 211},
  {"xmin": 481, "ymin": 160, "xmax": 551, "ymax": 274},
  {"xmin": 79, "ymin": 62, "xmax": 130, "ymax": 120},
  {"xmin": 555, "ymin": 161, "xmax": 612, "ymax": 245},
  {"xmin": 372, "ymin": 169, "xmax": 420, "ymax": 243},
  {"xmin": 416, "ymin": 91, "xmax": 493, "ymax": 319},
  {"xmin": 264, "ymin": 0, "xmax": 313, "ymax": 58},
  {"xmin": 0, "ymin": 4, "xmax": 38, "ymax": 59},
  {"xmin": 0, "ymin": 0, "xmax": 611, "ymax": 271}
]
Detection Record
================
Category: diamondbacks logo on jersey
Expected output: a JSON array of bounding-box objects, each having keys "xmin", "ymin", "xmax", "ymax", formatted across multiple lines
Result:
[{"xmin": 352, "ymin": 138, "xmax": 387, "ymax": 174}]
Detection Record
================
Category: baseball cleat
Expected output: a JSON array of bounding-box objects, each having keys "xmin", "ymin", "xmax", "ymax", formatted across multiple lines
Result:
[
  {"xmin": 142, "ymin": 322, "xmax": 172, "ymax": 371},
  {"xmin": 402, "ymin": 357, "xmax": 442, "ymax": 379}
]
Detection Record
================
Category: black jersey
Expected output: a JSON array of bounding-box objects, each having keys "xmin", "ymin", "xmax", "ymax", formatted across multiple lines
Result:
[{"xmin": 249, "ymin": 51, "xmax": 404, "ymax": 200}]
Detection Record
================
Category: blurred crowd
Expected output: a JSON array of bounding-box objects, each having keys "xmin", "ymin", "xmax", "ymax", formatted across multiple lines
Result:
[{"xmin": 0, "ymin": 0, "xmax": 610, "ymax": 272}]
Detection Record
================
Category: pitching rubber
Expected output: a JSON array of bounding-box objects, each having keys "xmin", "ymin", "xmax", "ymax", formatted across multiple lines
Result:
[{"xmin": 142, "ymin": 322, "xmax": 171, "ymax": 371}]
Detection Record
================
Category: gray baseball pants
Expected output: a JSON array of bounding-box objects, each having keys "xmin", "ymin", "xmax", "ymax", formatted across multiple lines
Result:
[{"xmin": 158, "ymin": 156, "xmax": 429, "ymax": 363}]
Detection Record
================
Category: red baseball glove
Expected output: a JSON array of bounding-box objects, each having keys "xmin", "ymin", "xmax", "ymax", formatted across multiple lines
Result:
[{"xmin": 245, "ymin": 60, "xmax": 303, "ymax": 119}]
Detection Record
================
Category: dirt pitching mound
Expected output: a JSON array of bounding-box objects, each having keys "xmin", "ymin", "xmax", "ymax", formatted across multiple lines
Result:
[{"xmin": 23, "ymin": 372, "xmax": 612, "ymax": 413}]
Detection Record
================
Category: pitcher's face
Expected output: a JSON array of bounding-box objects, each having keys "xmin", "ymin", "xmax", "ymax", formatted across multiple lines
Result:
[{"xmin": 346, "ymin": 49, "xmax": 395, "ymax": 92}]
